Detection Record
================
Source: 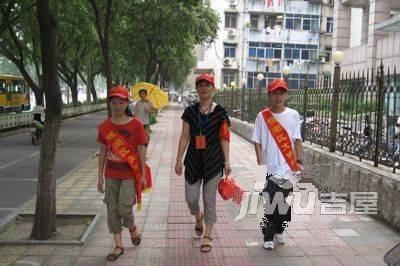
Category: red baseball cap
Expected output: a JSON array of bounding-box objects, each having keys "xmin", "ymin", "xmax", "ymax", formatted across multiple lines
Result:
[
  {"xmin": 195, "ymin": 73, "xmax": 215, "ymax": 87},
  {"xmin": 108, "ymin": 85, "xmax": 129, "ymax": 100},
  {"xmin": 268, "ymin": 78, "xmax": 288, "ymax": 93}
]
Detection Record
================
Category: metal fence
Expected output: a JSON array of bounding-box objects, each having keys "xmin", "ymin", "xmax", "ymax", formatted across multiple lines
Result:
[
  {"xmin": 215, "ymin": 64, "xmax": 400, "ymax": 173},
  {"xmin": 0, "ymin": 103, "xmax": 107, "ymax": 130}
]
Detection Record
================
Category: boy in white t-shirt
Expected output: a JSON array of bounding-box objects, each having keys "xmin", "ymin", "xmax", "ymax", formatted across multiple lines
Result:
[{"xmin": 252, "ymin": 78, "xmax": 306, "ymax": 250}]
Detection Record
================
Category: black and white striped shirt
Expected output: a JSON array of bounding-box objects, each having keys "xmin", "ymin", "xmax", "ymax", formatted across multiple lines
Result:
[{"xmin": 181, "ymin": 103, "xmax": 230, "ymax": 185}]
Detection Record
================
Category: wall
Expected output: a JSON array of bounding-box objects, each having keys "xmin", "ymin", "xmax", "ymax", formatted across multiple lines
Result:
[{"xmin": 0, "ymin": 103, "xmax": 107, "ymax": 130}]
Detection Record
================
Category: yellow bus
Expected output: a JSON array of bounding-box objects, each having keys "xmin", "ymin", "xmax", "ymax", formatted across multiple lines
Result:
[{"xmin": 0, "ymin": 75, "xmax": 31, "ymax": 114}]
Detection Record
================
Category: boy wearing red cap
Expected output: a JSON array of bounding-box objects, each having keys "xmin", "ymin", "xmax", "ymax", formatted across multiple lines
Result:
[{"xmin": 252, "ymin": 78, "xmax": 306, "ymax": 250}]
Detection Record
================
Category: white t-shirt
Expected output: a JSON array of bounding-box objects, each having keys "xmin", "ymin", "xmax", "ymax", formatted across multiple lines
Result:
[
  {"xmin": 252, "ymin": 107, "xmax": 302, "ymax": 177},
  {"xmin": 136, "ymin": 100, "xmax": 153, "ymax": 125}
]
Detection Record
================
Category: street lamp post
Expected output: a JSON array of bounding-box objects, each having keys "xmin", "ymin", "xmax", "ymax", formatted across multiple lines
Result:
[
  {"xmin": 282, "ymin": 66, "xmax": 291, "ymax": 89},
  {"xmin": 241, "ymin": 78, "xmax": 246, "ymax": 121},
  {"xmin": 329, "ymin": 51, "xmax": 344, "ymax": 152},
  {"xmin": 256, "ymin": 73, "xmax": 264, "ymax": 115},
  {"xmin": 222, "ymin": 83, "xmax": 227, "ymax": 108},
  {"xmin": 230, "ymin": 81, "xmax": 236, "ymax": 116},
  {"xmin": 257, "ymin": 73, "xmax": 264, "ymax": 99}
]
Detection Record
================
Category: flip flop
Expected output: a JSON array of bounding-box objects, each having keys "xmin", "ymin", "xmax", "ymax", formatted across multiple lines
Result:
[
  {"xmin": 200, "ymin": 236, "xmax": 213, "ymax": 253},
  {"xmin": 129, "ymin": 225, "xmax": 142, "ymax": 246},
  {"xmin": 106, "ymin": 246, "xmax": 124, "ymax": 261}
]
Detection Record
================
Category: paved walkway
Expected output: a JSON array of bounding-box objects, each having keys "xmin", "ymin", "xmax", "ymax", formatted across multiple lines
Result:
[{"xmin": 1, "ymin": 106, "xmax": 399, "ymax": 265}]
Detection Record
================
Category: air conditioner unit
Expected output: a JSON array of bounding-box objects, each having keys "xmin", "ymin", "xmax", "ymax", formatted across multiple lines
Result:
[
  {"xmin": 228, "ymin": 29, "xmax": 236, "ymax": 38},
  {"xmin": 223, "ymin": 58, "xmax": 231, "ymax": 66},
  {"xmin": 320, "ymin": 57, "xmax": 326, "ymax": 63}
]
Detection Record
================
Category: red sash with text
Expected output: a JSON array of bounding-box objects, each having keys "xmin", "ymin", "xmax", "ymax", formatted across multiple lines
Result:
[
  {"xmin": 98, "ymin": 120, "xmax": 152, "ymax": 210},
  {"xmin": 261, "ymin": 109, "xmax": 299, "ymax": 172}
]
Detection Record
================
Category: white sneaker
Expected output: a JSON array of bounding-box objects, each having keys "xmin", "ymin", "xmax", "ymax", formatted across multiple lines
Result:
[
  {"xmin": 262, "ymin": 240, "xmax": 275, "ymax": 250},
  {"xmin": 274, "ymin": 233, "xmax": 285, "ymax": 244}
]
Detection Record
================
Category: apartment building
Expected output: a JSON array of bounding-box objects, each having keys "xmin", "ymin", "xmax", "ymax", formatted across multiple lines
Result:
[{"xmin": 185, "ymin": 0, "xmax": 334, "ymax": 90}]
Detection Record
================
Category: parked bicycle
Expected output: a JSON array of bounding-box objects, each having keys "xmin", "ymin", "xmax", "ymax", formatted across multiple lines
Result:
[
  {"xmin": 355, "ymin": 115, "xmax": 374, "ymax": 157},
  {"xmin": 392, "ymin": 117, "xmax": 400, "ymax": 168}
]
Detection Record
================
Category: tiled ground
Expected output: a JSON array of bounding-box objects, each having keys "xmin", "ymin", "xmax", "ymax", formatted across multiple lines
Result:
[{"xmin": 1, "ymin": 106, "xmax": 399, "ymax": 265}]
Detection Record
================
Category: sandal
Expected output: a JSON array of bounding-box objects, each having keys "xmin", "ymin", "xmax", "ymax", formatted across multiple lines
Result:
[
  {"xmin": 106, "ymin": 246, "xmax": 124, "ymax": 261},
  {"xmin": 200, "ymin": 236, "xmax": 213, "ymax": 253},
  {"xmin": 129, "ymin": 225, "xmax": 141, "ymax": 246},
  {"xmin": 194, "ymin": 213, "xmax": 204, "ymax": 237}
]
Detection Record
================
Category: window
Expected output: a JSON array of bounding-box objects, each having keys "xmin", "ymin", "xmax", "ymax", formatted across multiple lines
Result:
[
  {"xmin": 293, "ymin": 18, "xmax": 302, "ymax": 30},
  {"xmin": 12, "ymin": 81, "xmax": 25, "ymax": 93},
  {"xmin": 301, "ymin": 50, "xmax": 309, "ymax": 60},
  {"xmin": 284, "ymin": 49, "xmax": 292, "ymax": 59},
  {"xmin": 292, "ymin": 49, "xmax": 300, "ymax": 59},
  {"xmin": 286, "ymin": 18, "xmax": 302, "ymax": 30},
  {"xmin": 303, "ymin": 19, "xmax": 310, "ymax": 30},
  {"xmin": 286, "ymin": 19, "xmax": 294, "ymax": 29},
  {"xmin": 225, "ymin": 13, "xmax": 237, "ymax": 28},
  {"xmin": 274, "ymin": 49, "xmax": 282, "ymax": 59},
  {"xmin": 310, "ymin": 19, "xmax": 319, "ymax": 32},
  {"xmin": 310, "ymin": 50, "xmax": 317, "ymax": 60},
  {"xmin": 224, "ymin": 43, "xmax": 236, "ymax": 58},
  {"xmin": 249, "ymin": 47, "xmax": 256, "ymax": 58},
  {"xmin": 248, "ymin": 42, "xmax": 282, "ymax": 59},
  {"xmin": 222, "ymin": 70, "xmax": 236, "ymax": 86},
  {"xmin": 325, "ymin": 47, "xmax": 332, "ymax": 62},
  {"xmin": 328, "ymin": 0, "xmax": 334, "ymax": 5},
  {"xmin": 326, "ymin": 17, "xmax": 333, "ymax": 34},
  {"xmin": 0, "ymin": 80, "xmax": 5, "ymax": 93},
  {"xmin": 283, "ymin": 44, "xmax": 317, "ymax": 60},
  {"xmin": 286, "ymin": 14, "xmax": 319, "ymax": 32},
  {"xmin": 250, "ymin": 14, "xmax": 259, "ymax": 29},
  {"xmin": 265, "ymin": 14, "xmax": 283, "ymax": 29},
  {"xmin": 257, "ymin": 48, "xmax": 265, "ymax": 58}
]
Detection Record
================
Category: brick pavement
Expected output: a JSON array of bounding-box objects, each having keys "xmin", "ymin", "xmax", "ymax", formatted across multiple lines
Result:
[{"xmin": 1, "ymin": 106, "xmax": 399, "ymax": 265}]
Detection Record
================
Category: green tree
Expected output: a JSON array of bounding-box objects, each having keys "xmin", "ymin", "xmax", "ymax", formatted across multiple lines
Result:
[{"xmin": 31, "ymin": 0, "xmax": 63, "ymax": 240}]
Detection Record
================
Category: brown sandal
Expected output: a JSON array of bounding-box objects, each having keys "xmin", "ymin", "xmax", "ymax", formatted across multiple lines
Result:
[
  {"xmin": 129, "ymin": 225, "xmax": 141, "ymax": 246},
  {"xmin": 200, "ymin": 236, "xmax": 213, "ymax": 253},
  {"xmin": 106, "ymin": 246, "xmax": 124, "ymax": 261},
  {"xmin": 194, "ymin": 213, "xmax": 204, "ymax": 237}
]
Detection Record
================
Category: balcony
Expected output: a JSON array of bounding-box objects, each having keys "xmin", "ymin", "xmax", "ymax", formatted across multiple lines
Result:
[
  {"xmin": 308, "ymin": 0, "xmax": 323, "ymax": 4},
  {"xmin": 245, "ymin": 1, "xmax": 320, "ymax": 16},
  {"xmin": 248, "ymin": 28, "xmax": 319, "ymax": 45}
]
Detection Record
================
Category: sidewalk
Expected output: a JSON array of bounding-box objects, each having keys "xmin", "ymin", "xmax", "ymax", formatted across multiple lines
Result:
[{"xmin": 1, "ymin": 106, "xmax": 399, "ymax": 266}]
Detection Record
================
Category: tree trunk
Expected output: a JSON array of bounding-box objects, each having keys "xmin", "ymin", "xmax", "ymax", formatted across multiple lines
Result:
[
  {"xmin": 86, "ymin": 57, "xmax": 93, "ymax": 104},
  {"xmin": 33, "ymin": 89, "xmax": 44, "ymax": 106},
  {"xmin": 31, "ymin": 0, "xmax": 62, "ymax": 240},
  {"xmin": 90, "ymin": 77, "xmax": 97, "ymax": 103},
  {"xmin": 146, "ymin": 57, "xmax": 156, "ymax": 83},
  {"xmin": 71, "ymin": 70, "xmax": 78, "ymax": 106}
]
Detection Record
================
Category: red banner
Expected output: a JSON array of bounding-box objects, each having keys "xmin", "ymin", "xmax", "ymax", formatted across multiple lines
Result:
[{"xmin": 261, "ymin": 109, "xmax": 299, "ymax": 172}]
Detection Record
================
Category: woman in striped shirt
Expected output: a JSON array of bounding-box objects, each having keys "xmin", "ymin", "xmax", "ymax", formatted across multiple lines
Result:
[{"xmin": 175, "ymin": 73, "xmax": 231, "ymax": 253}]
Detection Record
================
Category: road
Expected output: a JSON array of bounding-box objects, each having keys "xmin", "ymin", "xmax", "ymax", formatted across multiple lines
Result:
[{"xmin": 0, "ymin": 111, "xmax": 106, "ymax": 223}]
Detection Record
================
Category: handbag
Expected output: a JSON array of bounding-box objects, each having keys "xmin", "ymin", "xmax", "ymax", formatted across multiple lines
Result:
[
  {"xmin": 149, "ymin": 113, "xmax": 157, "ymax": 125},
  {"xmin": 218, "ymin": 176, "xmax": 245, "ymax": 204}
]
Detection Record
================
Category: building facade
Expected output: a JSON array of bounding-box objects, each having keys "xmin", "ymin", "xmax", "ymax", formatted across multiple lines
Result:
[
  {"xmin": 333, "ymin": 0, "xmax": 400, "ymax": 72},
  {"xmin": 187, "ymin": 0, "xmax": 334, "ymax": 91}
]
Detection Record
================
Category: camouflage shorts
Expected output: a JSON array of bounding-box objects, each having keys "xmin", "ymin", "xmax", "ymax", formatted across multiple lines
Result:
[{"xmin": 103, "ymin": 178, "xmax": 136, "ymax": 234}]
